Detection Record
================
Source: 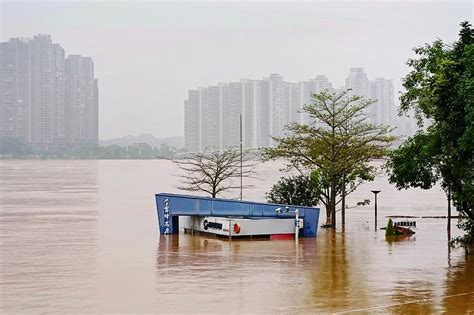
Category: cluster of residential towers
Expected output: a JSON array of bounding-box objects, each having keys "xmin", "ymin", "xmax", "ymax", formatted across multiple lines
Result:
[
  {"xmin": 0, "ymin": 34, "xmax": 99, "ymax": 150},
  {"xmin": 185, "ymin": 68, "xmax": 407, "ymax": 152}
]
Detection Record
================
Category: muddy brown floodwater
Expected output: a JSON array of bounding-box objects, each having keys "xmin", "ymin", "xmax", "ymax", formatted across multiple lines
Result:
[{"xmin": 1, "ymin": 160, "xmax": 473, "ymax": 313}]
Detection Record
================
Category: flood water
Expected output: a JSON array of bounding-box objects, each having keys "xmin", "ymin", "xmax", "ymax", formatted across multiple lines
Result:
[{"xmin": 0, "ymin": 160, "xmax": 473, "ymax": 313}]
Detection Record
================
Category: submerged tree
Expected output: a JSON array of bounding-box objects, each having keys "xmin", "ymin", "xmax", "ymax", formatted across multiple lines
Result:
[
  {"xmin": 174, "ymin": 148, "xmax": 256, "ymax": 198},
  {"xmin": 264, "ymin": 90, "xmax": 395, "ymax": 228},
  {"xmin": 386, "ymin": 21, "xmax": 473, "ymax": 245},
  {"xmin": 266, "ymin": 175, "xmax": 320, "ymax": 207}
]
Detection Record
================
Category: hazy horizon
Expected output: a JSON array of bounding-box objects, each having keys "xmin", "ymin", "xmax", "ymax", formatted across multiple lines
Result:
[{"xmin": 1, "ymin": 0, "xmax": 472, "ymax": 139}]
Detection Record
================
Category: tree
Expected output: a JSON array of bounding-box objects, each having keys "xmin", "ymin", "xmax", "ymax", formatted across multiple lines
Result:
[
  {"xmin": 386, "ymin": 21, "xmax": 473, "ymax": 244},
  {"xmin": 0, "ymin": 137, "xmax": 32, "ymax": 156},
  {"xmin": 264, "ymin": 90, "xmax": 395, "ymax": 228},
  {"xmin": 266, "ymin": 175, "xmax": 320, "ymax": 207},
  {"xmin": 174, "ymin": 148, "xmax": 256, "ymax": 198}
]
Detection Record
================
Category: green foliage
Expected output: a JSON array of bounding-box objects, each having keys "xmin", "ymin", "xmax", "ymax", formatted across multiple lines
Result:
[
  {"xmin": 387, "ymin": 132, "xmax": 439, "ymax": 190},
  {"xmin": 0, "ymin": 137, "xmax": 180, "ymax": 159},
  {"xmin": 0, "ymin": 137, "xmax": 32, "ymax": 156},
  {"xmin": 387, "ymin": 21, "xmax": 474, "ymax": 244},
  {"xmin": 452, "ymin": 216, "xmax": 474, "ymax": 246},
  {"xmin": 385, "ymin": 218, "xmax": 395, "ymax": 236},
  {"xmin": 266, "ymin": 175, "xmax": 319, "ymax": 207},
  {"xmin": 264, "ymin": 89, "xmax": 395, "ymax": 228}
]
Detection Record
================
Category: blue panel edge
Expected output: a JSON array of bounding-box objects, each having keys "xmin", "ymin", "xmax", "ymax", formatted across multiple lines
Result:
[{"xmin": 155, "ymin": 193, "xmax": 320, "ymax": 237}]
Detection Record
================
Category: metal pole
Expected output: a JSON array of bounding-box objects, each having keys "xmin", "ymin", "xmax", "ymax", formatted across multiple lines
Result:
[
  {"xmin": 240, "ymin": 114, "xmax": 243, "ymax": 200},
  {"xmin": 375, "ymin": 194, "xmax": 378, "ymax": 229},
  {"xmin": 448, "ymin": 185, "xmax": 451, "ymax": 232},
  {"xmin": 371, "ymin": 190, "xmax": 380, "ymax": 231},
  {"xmin": 295, "ymin": 209, "xmax": 299, "ymax": 241}
]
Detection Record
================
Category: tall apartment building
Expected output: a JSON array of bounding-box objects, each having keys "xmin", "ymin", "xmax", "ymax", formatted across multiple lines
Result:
[
  {"xmin": 345, "ymin": 67, "xmax": 369, "ymax": 98},
  {"xmin": 65, "ymin": 55, "xmax": 99, "ymax": 145},
  {"xmin": 345, "ymin": 68, "xmax": 397, "ymax": 127},
  {"xmin": 184, "ymin": 70, "xmax": 401, "ymax": 152},
  {"xmin": 0, "ymin": 34, "xmax": 99, "ymax": 149},
  {"xmin": 299, "ymin": 80, "xmax": 315, "ymax": 125},
  {"xmin": 0, "ymin": 38, "xmax": 30, "ymax": 143},
  {"xmin": 369, "ymin": 78, "xmax": 394, "ymax": 127},
  {"xmin": 205, "ymin": 85, "xmax": 221, "ymax": 149},
  {"xmin": 184, "ymin": 90, "xmax": 200, "ymax": 152},
  {"xmin": 222, "ymin": 82, "xmax": 241, "ymax": 149},
  {"xmin": 268, "ymin": 73, "xmax": 285, "ymax": 144},
  {"xmin": 256, "ymin": 79, "xmax": 269, "ymax": 147},
  {"xmin": 288, "ymin": 82, "xmax": 300, "ymax": 124},
  {"xmin": 241, "ymin": 79, "xmax": 257, "ymax": 148},
  {"xmin": 28, "ymin": 35, "xmax": 66, "ymax": 147},
  {"xmin": 312, "ymin": 75, "xmax": 333, "ymax": 93}
]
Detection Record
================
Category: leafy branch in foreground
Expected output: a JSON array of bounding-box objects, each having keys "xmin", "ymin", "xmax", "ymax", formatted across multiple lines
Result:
[{"xmin": 387, "ymin": 21, "xmax": 473, "ymax": 245}]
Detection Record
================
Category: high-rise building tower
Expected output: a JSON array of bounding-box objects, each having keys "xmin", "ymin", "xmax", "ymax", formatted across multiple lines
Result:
[
  {"xmin": 288, "ymin": 82, "xmax": 300, "ymax": 124},
  {"xmin": 345, "ymin": 68, "xmax": 369, "ymax": 98},
  {"xmin": 184, "ymin": 89, "xmax": 201, "ymax": 152},
  {"xmin": 183, "ymin": 70, "xmax": 399, "ymax": 152},
  {"xmin": 222, "ymin": 82, "xmax": 242, "ymax": 149},
  {"xmin": 241, "ymin": 79, "xmax": 257, "ymax": 148},
  {"xmin": 0, "ymin": 38, "xmax": 30, "ymax": 143},
  {"xmin": 203, "ymin": 85, "xmax": 221, "ymax": 150},
  {"xmin": 0, "ymin": 34, "xmax": 99, "ymax": 150},
  {"xmin": 299, "ymin": 81, "xmax": 315, "ymax": 125},
  {"xmin": 256, "ymin": 79, "xmax": 270, "ymax": 147},
  {"xmin": 369, "ymin": 78, "xmax": 394, "ymax": 126},
  {"xmin": 268, "ymin": 73, "xmax": 285, "ymax": 143},
  {"xmin": 28, "ymin": 35, "xmax": 66, "ymax": 148},
  {"xmin": 312, "ymin": 75, "xmax": 333, "ymax": 93},
  {"xmin": 65, "ymin": 55, "xmax": 99, "ymax": 145}
]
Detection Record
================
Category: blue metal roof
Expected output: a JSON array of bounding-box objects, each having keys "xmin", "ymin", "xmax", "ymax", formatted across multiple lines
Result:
[{"xmin": 155, "ymin": 193, "xmax": 320, "ymax": 237}]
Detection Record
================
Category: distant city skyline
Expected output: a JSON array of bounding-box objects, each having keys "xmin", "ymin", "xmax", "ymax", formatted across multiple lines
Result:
[
  {"xmin": 184, "ymin": 68, "xmax": 415, "ymax": 152},
  {"xmin": 0, "ymin": 34, "xmax": 98, "ymax": 149},
  {"xmin": 1, "ymin": 1, "xmax": 471, "ymax": 139}
]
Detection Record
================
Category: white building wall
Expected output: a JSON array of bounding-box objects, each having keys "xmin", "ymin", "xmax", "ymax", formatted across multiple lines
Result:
[
  {"xmin": 299, "ymin": 81, "xmax": 315, "ymax": 125},
  {"xmin": 256, "ymin": 79, "xmax": 269, "ymax": 147},
  {"xmin": 184, "ymin": 89, "xmax": 201, "ymax": 152},
  {"xmin": 369, "ymin": 78, "xmax": 394, "ymax": 127},
  {"xmin": 183, "ymin": 70, "xmax": 401, "ymax": 151},
  {"xmin": 268, "ymin": 73, "xmax": 285, "ymax": 143},
  {"xmin": 288, "ymin": 82, "xmax": 300, "ymax": 124},
  {"xmin": 345, "ymin": 68, "xmax": 369, "ymax": 98}
]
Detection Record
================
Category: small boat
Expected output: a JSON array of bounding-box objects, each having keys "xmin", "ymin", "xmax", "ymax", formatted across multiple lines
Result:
[
  {"xmin": 394, "ymin": 225, "xmax": 415, "ymax": 235},
  {"xmin": 385, "ymin": 218, "xmax": 416, "ymax": 236}
]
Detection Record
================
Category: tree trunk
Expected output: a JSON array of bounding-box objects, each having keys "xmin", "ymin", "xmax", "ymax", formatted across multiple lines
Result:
[
  {"xmin": 330, "ymin": 175, "xmax": 337, "ymax": 229},
  {"xmin": 342, "ymin": 173, "xmax": 346, "ymax": 226},
  {"xmin": 325, "ymin": 213, "xmax": 331, "ymax": 226},
  {"xmin": 212, "ymin": 187, "xmax": 216, "ymax": 198},
  {"xmin": 447, "ymin": 186, "xmax": 451, "ymax": 232},
  {"xmin": 325, "ymin": 194, "xmax": 331, "ymax": 225}
]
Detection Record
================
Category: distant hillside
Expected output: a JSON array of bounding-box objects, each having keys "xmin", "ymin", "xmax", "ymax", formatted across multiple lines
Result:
[{"xmin": 100, "ymin": 134, "xmax": 184, "ymax": 149}]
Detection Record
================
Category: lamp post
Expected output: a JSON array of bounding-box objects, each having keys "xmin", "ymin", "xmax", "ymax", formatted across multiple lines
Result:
[
  {"xmin": 275, "ymin": 206, "xmax": 300, "ymax": 241},
  {"xmin": 371, "ymin": 190, "xmax": 381, "ymax": 230}
]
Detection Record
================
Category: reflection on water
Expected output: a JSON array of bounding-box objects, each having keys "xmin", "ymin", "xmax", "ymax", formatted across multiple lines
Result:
[
  {"xmin": 1, "ymin": 160, "xmax": 473, "ymax": 313},
  {"xmin": 155, "ymin": 230, "xmax": 473, "ymax": 314},
  {"xmin": 443, "ymin": 256, "xmax": 474, "ymax": 310}
]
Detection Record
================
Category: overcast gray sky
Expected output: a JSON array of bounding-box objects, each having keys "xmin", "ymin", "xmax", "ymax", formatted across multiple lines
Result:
[{"xmin": 1, "ymin": 1, "xmax": 472, "ymax": 139}]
